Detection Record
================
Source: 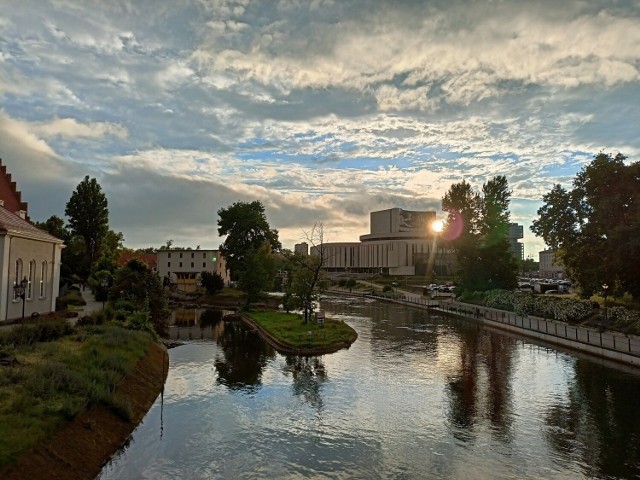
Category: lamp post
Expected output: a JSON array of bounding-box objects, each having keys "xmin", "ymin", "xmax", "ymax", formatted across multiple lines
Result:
[
  {"xmin": 602, "ymin": 283, "xmax": 609, "ymax": 322},
  {"xmin": 100, "ymin": 277, "xmax": 109, "ymax": 310},
  {"xmin": 13, "ymin": 276, "xmax": 28, "ymax": 321}
]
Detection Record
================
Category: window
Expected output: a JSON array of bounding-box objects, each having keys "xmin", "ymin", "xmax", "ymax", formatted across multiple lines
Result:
[
  {"xmin": 39, "ymin": 261, "xmax": 47, "ymax": 298},
  {"xmin": 13, "ymin": 259, "xmax": 23, "ymax": 300},
  {"xmin": 168, "ymin": 262, "xmax": 171, "ymax": 268},
  {"xmin": 27, "ymin": 260, "xmax": 35, "ymax": 299},
  {"xmin": 191, "ymin": 262, "xmax": 194, "ymax": 268},
  {"xmin": 180, "ymin": 262, "xmax": 183, "ymax": 267},
  {"xmin": 180, "ymin": 253, "xmax": 183, "ymax": 258},
  {"xmin": 203, "ymin": 253, "xmax": 207, "ymax": 258},
  {"xmin": 203, "ymin": 262, "xmax": 206, "ymax": 268},
  {"xmin": 191, "ymin": 252, "xmax": 194, "ymax": 258},
  {"xmin": 168, "ymin": 252, "xmax": 172, "ymax": 258}
]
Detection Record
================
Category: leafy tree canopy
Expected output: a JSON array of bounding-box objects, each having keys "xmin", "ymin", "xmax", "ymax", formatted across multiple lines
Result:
[
  {"xmin": 65, "ymin": 176, "xmax": 109, "ymax": 268},
  {"xmin": 531, "ymin": 152, "xmax": 640, "ymax": 298},
  {"xmin": 217, "ymin": 200, "xmax": 281, "ymax": 278},
  {"xmin": 442, "ymin": 176, "xmax": 518, "ymax": 292},
  {"xmin": 201, "ymin": 270, "xmax": 225, "ymax": 295}
]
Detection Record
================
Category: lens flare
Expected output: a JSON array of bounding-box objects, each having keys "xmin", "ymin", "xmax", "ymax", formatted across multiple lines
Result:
[{"xmin": 431, "ymin": 219, "xmax": 444, "ymax": 233}]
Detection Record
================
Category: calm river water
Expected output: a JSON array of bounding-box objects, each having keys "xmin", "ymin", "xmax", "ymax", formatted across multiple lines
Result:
[{"xmin": 99, "ymin": 296, "xmax": 640, "ymax": 479}]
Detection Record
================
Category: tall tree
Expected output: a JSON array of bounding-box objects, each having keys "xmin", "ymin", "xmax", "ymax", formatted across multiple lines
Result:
[
  {"xmin": 238, "ymin": 241, "xmax": 276, "ymax": 304},
  {"xmin": 532, "ymin": 153, "xmax": 640, "ymax": 298},
  {"xmin": 217, "ymin": 200, "xmax": 281, "ymax": 279},
  {"xmin": 284, "ymin": 224, "xmax": 328, "ymax": 324},
  {"xmin": 65, "ymin": 176, "xmax": 109, "ymax": 270},
  {"xmin": 442, "ymin": 176, "xmax": 517, "ymax": 292}
]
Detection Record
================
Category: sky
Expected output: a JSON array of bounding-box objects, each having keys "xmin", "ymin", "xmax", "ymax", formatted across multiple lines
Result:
[{"xmin": 1, "ymin": 0, "xmax": 639, "ymax": 257}]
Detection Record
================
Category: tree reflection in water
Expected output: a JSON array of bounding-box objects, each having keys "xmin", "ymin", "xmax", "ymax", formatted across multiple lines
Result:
[
  {"xmin": 544, "ymin": 360, "xmax": 640, "ymax": 478},
  {"xmin": 446, "ymin": 327, "xmax": 515, "ymax": 444},
  {"xmin": 282, "ymin": 356, "xmax": 327, "ymax": 412},
  {"xmin": 214, "ymin": 320, "xmax": 275, "ymax": 393}
]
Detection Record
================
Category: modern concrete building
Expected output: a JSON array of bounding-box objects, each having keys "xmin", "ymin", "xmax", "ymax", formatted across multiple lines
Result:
[
  {"xmin": 294, "ymin": 242, "xmax": 309, "ymax": 256},
  {"xmin": 508, "ymin": 223, "xmax": 524, "ymax": 261},
  {"xmin": 539, "ymin": 249, "xmax": 565, "ymax": 279},
  {"xmin": 156, "ymin": 249, "xmax": 230, "ymax": 292},
  {"xmin": 315, "ymin": 208, "xmax": 454, "ymax": 277},
  {"xmin": 0, "ymin": 159, "xmax": 64, "ymax": 322}
]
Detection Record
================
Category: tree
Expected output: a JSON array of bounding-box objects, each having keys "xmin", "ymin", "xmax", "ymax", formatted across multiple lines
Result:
[
  {"xmin": 111, "ymin": 259, "xmax": 169, "ymax": 335},
  {"xmin": 532, "ymin": 153, "xmax": 640, "ymax": 298},
  {"xmin": 442, "ymin": 176, "xmax": 518, "ymax": 292},
  {"xmin": 238, "ymin": 241, "xmax": 276, "ymax": 304},
  {"xmin": 284, "ymin": 224, "xmax": 328, "ymax": 324},
  {"xmin": 65, "ymin": 176, "xmax": 109, "ymax": 270},
  {"xmin": 217, "ymin": 201, "xmax": 281, "ymax": 279},
  {"xmin": 34, "ymin": 215, "xmax": 69, "ymax": 242},
  {"xmin": 201, "ymin": 271, "xmax": 225, "ymax": 295}
]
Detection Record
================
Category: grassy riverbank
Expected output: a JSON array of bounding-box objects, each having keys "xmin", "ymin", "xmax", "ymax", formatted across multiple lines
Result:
[
  {"xmin": 0, "ymin": 320, "xmax": 155, "ymax": 468},
  {"xmin": 244, "ymin": 310, "xmax": 357, "ymax": 350}
]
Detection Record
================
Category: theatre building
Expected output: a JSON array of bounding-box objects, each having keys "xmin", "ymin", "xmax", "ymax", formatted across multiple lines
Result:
[{"xmin": 315, "ymin": 208, "xmax": 454, "ymax": 277}]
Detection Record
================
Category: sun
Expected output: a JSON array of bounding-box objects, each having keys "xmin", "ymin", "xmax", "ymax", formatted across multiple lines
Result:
[{"xmin": 431, "ymin": 219, "xmax": 444, "ymax": 233}]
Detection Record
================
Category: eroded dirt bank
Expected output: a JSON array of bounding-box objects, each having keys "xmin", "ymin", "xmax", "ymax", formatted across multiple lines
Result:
[{"xmin": 0, "ymin": 341, "xmax": 168, "ymax": 480}]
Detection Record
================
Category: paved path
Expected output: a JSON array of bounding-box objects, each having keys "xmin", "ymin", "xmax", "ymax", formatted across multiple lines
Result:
[{"xmin": 76, "ymin": 286, "xmax": 103, "ymax": 318}]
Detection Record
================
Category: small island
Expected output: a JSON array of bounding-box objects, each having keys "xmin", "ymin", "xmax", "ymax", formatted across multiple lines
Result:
[{"xmin": 241, "ymin": 310, "xmax": 358, "ymax": 355}]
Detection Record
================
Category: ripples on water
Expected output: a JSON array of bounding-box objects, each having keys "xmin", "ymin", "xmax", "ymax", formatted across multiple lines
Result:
[{"xmin": 99, "ymin": 298, "xmax": 640, "ymax": 479}]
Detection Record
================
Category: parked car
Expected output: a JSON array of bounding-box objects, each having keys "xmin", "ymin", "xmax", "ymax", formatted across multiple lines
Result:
[{"xmin": 544, "ymin": 289, "xmax": 559, "ymax": 295}]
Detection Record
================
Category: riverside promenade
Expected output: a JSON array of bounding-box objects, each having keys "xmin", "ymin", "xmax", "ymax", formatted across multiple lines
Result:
[{"xmin": 328, "ymin": 287, "xmax": 640, "ymax": 368}]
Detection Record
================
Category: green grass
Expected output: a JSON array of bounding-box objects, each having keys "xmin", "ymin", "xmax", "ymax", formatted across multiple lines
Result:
[
  {"xmin": 0, "ymin": 323, "xmax": 153, "ymax": 467},
  {"xmin": 244, "ymin": 310, "xmax": 357, "ymax": 349}
]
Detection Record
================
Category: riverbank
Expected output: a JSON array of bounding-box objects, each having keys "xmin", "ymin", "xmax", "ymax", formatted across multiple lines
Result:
[
  {"xmin": 238, "ymin": 311, "xmax": 358, "ymax": 355},
  {"xmin": 328, "ymin": 289, "xmax": 640, "ymax": 368},
  {"xmin": 0, "ymin": 341, "xmax": 168, "ymax": 480}
]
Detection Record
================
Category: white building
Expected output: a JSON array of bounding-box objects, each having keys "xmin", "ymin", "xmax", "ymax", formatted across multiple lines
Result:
[
  {"xmin": 315, "ymin": 208, "xmax": 454, "ymax": 277},
  {"xmin": 294, "ymin": 242, "xmax": 309, "ymax": 256},
  {"xmin": 539, "ymin": 249, "xmax": 565, "ymax": 279},
  {"xmin": 0, "ymin": 159, "xmax": 64, "ymax": 322},
  {"xmin": 156, "ymin": 249, "xmax": 230, "ymax": 292}
]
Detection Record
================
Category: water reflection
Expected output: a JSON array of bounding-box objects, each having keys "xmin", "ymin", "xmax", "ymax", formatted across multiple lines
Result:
[
  {"xmin": 544, "ymin": 359, "xmax": 640, "ymax": 478},
  {"xmin": 282, "ymin": 356, "xmax": 327, "ymax": 412},
  {"xmin": 214, "ymin": 320, "xmax": 275, "ymax": 392},
  {"xmin": 99, "ymin": 297, "xmax": 640, "ymax": 479}
]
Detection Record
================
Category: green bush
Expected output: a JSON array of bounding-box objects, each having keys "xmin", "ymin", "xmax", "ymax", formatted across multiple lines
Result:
[
  {"xmin": 0, "ymin": 319, "xmax": 74, "ymax": 347},
  {"xmin": 58, "ymin": 289, "xmax": 86, "ymax": 307}
]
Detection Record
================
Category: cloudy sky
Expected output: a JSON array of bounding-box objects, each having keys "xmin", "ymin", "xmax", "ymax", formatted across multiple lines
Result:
[{"xmin": 1, "ymin": 0, "xmax": 639, "ymax": 256}]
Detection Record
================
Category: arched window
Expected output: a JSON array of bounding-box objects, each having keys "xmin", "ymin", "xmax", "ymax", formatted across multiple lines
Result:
[
  {"xmin": 27, "ymin": 260, "xmax": 35, "ymax": 300},
  {"xmin": 40, "ymin": 261, "xmax": 48, "ymax": 298},
  {"xmin": 13, "ymin": 259, "xmax": 23, "ymax": 300}
]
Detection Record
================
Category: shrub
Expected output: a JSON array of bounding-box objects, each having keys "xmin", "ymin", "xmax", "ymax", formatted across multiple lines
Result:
[
  {"xmin": 383, "ymin": 285, "xmax": 394, "ymax": 293},
  {"xmin": 0, "ymin": 319, "xmax": 74, "ymax": 347}
]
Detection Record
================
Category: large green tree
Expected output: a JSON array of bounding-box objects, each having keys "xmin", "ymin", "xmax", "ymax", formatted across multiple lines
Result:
[
  {"xmin": 65, "ymin": 176, "xmax": 109, "ymax": 269},
  {"xmin": 238, "ymin": 241, "xmax": 276, "ymax": 304},
  {"xmin": 217, "ymin": 200, "xmax": 281, "ymax": 279},
  {"xmin": 531, "ymin": 152, "xmax": 640, "ymax": 298},
  {"xmin": 442, "ymin": 176, "xmax": 518, "ymax": 292}
]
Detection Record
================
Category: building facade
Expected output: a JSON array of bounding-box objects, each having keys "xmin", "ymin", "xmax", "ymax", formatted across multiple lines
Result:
[
  {"xmin": 0, "ymin": 159, "xmax": 64, "ymax": 322},
  {"xmin": 156, "ymin": 249, "xmax": 230, "ymax": 292},
  {"xmin": 508, "ymin": 223, "xmax": 524, "ymax": 261},
  {"xmin": 294, "ymin": 242, "xmax": 309, "ymax": 256},
  {"xmin": 315, "ymin": 208, "xmax": 455, "ymax": 277},
  {"xmin": 539, "ymin": 249, "xmax": 565, "ymax": 279}
]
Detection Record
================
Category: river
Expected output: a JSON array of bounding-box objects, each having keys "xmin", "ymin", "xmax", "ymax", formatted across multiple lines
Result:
[{"xmin": 98, "ymin": 295, "xmax": 640, "ymax": 479}]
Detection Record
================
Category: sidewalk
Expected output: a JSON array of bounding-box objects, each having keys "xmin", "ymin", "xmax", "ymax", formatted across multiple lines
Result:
[{"xmin": 77, "ymin": 286, "xmax": 103, "ymax": 318}]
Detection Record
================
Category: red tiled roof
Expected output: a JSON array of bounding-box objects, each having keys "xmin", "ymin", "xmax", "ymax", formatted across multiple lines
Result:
[
  {"xmin": 0, "ymin": 206, "xmax": 63, "ymax": 243},
  {"xmin": 0, "ymin": 159, "xmax": 29, "ymax": 220},
  {"xmin": 118, "ymin": 251, "xmax": 158, "ymax": 269}
]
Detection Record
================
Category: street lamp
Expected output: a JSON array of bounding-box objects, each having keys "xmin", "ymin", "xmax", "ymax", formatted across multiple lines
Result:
[
  {"xmin": 602, "ymin": 283, "xmax": 609, "ymax": 322},
  {"xmin": 100, "ymin": 277, "xmax": 109, "ymax": 310},
  {"xmin": 13, "ymin": 277, "xmax": 28, "ymax": 321}
]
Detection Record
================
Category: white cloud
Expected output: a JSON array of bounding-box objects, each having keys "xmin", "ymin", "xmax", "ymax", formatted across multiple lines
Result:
[{"xmin": 33, "ymin": 117, "xmax": 128, "ymax": 139}]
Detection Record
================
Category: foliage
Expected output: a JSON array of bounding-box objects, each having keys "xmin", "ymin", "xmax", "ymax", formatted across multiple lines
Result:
[
  {"xmin": 531, "ymin": 153, "xmax": 640, "ymax": 298},
  {"xmin": 34, "ymin": 215, "xmax": 69, "ymax": 242},
  {"xmin": 244, "ymin": 310, "xmax": 357, "ymax": 349},
  {"xmin": 0, "ymin": 318, "xmax": 75, "ymax": 347},
  {"xmin": 200, "ymin": 271, "xmax": 225, "ymax": 295},
  {"xmin": 57, "ymin": 289, "xmax": 86, "ymax": 308},
  {"xmin": 111, "ymin": 259, "xmax": 169, "ymax": 336},
  {"xmin": 217, "ymin": 200, "xmax": 281, "ymax": 279},
  {"xmin": 65, "ymin": 176, "xmax": 110, "ymax": 272},
  {"xmin": 283, "ymin": 224, "xmax": 328, "ymax": 323},
  {"xmin": 608, "ymin": 307, "xmax": 640, "ymax": 335},
  {"xmin": 442, "ymin": 176, "xmax": 518, "ymax": 292},
  {"xmin": 238, "ymin": 241, "xmax": 276, "ymax": 304},
  {"xmin": 0, "ymin": 325, "xmax": 152, "ymax": 467}
]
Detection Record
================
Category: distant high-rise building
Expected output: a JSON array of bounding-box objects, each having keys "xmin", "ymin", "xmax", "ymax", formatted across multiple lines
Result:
[
  {"xmin": 508, "ymin": 223, "xmax": 524, "ymax": 261},
  {"xmin": 294, "ymin": 242, "xmax": 309, "ymax": 256}
]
